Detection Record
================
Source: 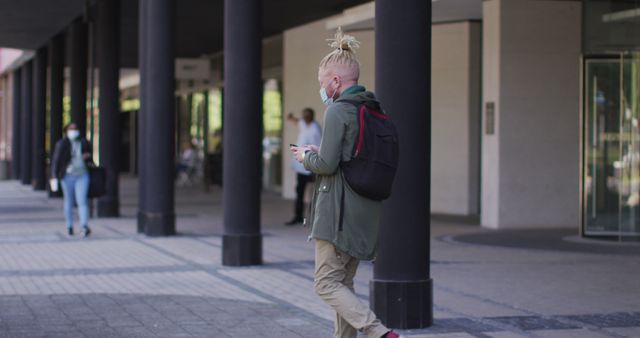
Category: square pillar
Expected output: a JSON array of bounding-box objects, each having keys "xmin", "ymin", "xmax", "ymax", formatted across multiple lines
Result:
[{"xmin": 481, "ymin": 0, "xmax": 581, "ymax": 229}]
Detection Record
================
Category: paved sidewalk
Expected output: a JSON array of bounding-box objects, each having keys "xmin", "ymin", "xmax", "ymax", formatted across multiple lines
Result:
[{"xmin": 0, "ymin": 178, "xmax": 639, "ymax": 337}]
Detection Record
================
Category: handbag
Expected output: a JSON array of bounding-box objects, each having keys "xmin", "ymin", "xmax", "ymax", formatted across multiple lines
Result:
[
  {"xmin": 87, "ymin": 163, "xmax": 107, "ymax": 198},
  {"xmin": 48, "ymin": 178, "xmax": 63, "ymax": 198}
]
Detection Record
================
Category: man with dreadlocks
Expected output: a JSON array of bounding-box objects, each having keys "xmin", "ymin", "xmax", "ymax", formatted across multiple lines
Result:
[{"xmin": 291, "ymin": 28, "xmax": 401, "ymax": 338}]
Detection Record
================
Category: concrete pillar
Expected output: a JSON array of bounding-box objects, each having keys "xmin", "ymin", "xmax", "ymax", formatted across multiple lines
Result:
[
  {"xmin": 49, "ymin": 34, "xmax": 64, "ymax": 170},
  {"xmin": 70, "ymin": 19, "xmax": 88, "ymax": 136},
  {"xmin": 0, "ymin": 76, "xmax": 12, "ymax": 180},
  {"xmin": 481, "ymin": 0, "xmax": 581, "ymax": 229},
  {"xmin": 222, "ymin": 0, "xmax": 263, "ymax": 266},
  {"xmin": 137, "ymin": 0, "xmax": 148, "ymax": 233},
  {"xmin": 32, "ymin": 47, "xmax": 48, "ymax": 191},
  {"xmin": 140, "ymin": 0, "xmax": 176, "ymax": 236},
  {"xmin": 20, "ymin": 62, "xmax": 33, "ymax": 185},
  {"xmin": 431, "ymin": 22, "xmax": 482, "ymax": 218},
  {"xmin": 11, "ymin": 68, "xmax": 21, "ymax": 180},
  {"xmin": 371, "ymin": 0, "xmax": 433, "ymax": 329},
  {"xmin": 96, "ymin": 0, "xmax": 121, "ymax": 217}
]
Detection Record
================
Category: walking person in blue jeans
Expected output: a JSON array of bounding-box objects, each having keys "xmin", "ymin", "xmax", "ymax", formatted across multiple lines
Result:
[{"xmin": 51, "ymin": 123, "xmax": 92, "ymax": 237}]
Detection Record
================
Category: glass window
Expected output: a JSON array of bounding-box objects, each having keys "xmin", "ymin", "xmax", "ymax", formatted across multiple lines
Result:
[{"xmin": 583, "ymin": 54, "xmax": 640, "ymax": 239}]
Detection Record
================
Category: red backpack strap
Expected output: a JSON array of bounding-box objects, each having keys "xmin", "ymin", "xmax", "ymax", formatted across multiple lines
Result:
[{"xmin": 355, "ymin": 105, "xmax": 366, "ymax": 157}]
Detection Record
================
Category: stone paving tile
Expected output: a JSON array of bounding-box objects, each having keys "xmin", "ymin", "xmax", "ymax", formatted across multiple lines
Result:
[
  {"xmin": 141, "ymin": 236, "xmax": 222, "ymax": 265},
  {"xmin": 606, "ymin": 327, "xmax": 640, "ymax": 337},
  {"xmin": 562, "ymin": 312, "xmax": 640, "ymax": 328},
  {"xmin": 489, "ymin": 316, "xmax": 581, "ymax": 330},
  {"xmin": 434, "ymin": 286, "xmax": 532, "ymax": 318},
  {"xmin": 1, "ymin": 331, "xmax": 48, "ymax": 338},
  {"xmin": 218, "ymin": 267, "xmax": 334, "ymax": 321},
  {"xmin": 0, "ymin": 271, "xmax": 269, "ymax": 302},
  {"xmin": 1, "ymin": 180, "xmax": 640, "ymax": 337},
  {"xmin": 481, "ymin": 332, "xmax": 530, "ymax": 338},
  {"xmin": 76, "ymin": 327, "xmax": 120, "ymax": 338},
  {"xmin": 400, "ymin": 334, "xmax": 476, "ymax": 338},
  {"xmin": 0, "ymin": 294, "xmax": 332, "ymax": 337},
  {"xmin": 0, "ymin": 240, "xmax": 183, "ymax": 271},
  {"xmin": 112, "ymin": 326, "xmax": 157, "ymax": 337},
  {"xmin": 531, "ymin": 328, "xmax": 613, "ymax": 338},
  {"xmin": 429, "ymin": 318, "xmax": 499, "ymax": 334},
  {"xmin": 180, "ymin": 324, "xmax": 221, "ymax": 336}
]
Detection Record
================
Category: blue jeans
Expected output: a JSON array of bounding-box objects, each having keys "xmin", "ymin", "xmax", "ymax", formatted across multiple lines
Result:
[{"xmin": 61, "ymin": 173, "xmax": 90, "ymax": 229}]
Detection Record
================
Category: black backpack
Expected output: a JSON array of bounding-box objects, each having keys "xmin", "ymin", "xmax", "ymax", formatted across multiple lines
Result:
[{"xmin": 339, "ymin": 100, "xmax": 399, "ymax": 201}]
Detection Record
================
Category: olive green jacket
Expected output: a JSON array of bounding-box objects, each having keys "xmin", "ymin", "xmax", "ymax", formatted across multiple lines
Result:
[{"xmin": 303, "ymin": 85, "xmax": 382, "ymax": 260}]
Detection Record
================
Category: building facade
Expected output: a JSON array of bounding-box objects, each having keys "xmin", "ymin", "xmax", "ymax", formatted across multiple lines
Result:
[{"xmin": 0, "ymin": 1, "xmax": 638, "ymax": 233}]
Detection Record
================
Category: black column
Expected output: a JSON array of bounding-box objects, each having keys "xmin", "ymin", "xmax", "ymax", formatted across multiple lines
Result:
[
  {"xmin": 70, "ymin": 19, "xmax": 88, "ymax": 136},
  {"xmin": 49, "ymin": 34, "xmax": 64, "ymax": 171},
  {"xmin": 137, "ymin": 0, "xmax": 148, "ymax": 233},
  {"xmin": 96, "ymin": 0, "xmax": 121, "ymax": 217},
  {"xmin": 222, "ymin": 0, "xmax": 262, "ymax": 266},
  {"xmin": 140, "ymin": 0, "xmax": 175, "ymax": 236},
  {"xmin": 371, "ymin": 0, "xmax": 433, "ymax": 329},
  {"xmin": 20, "ymin": 62, "xmax": 33, "ymax": 185},
  {"xmin": 32, "ymin": 47, "xmax": 48, "ymax": 191},
  {"xmin": 11, "ymin": 68, "xmax": 21, "ymax": 180}
]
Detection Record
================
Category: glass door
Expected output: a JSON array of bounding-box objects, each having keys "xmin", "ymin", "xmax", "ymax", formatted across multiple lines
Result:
[{"xmin": 583, "ymin": 53, "xmax": 640, "ymax": 240}]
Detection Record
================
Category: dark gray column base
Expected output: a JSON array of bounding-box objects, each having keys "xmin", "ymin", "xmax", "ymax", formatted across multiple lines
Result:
[
  {"xmin": 222, "ymin": 233, "xmax": 262, "ymax": 266},
  {"xmin": 97, "ymin": 197, "xmax": 119, "ymax": 217},
  {"xmin": 141, "ymin": 211, "xmax": 175, "ymax": 236},
  {"xmin": 370, "ymin": 278, "xmax": 433, "ymax": 329},
  {"xmin": 137, "ymin": 211, "xmax": 146, "ymax": 233}
]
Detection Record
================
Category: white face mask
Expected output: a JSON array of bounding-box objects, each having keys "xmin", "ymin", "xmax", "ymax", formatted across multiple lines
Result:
[
  {"xmin": 319, "ymin": 87, "xmax": 331, "ymax": 106},
  {"xmin": 67, "ymin": 130, "xmax": 80, "ymax": 140},
  {"xmin": 320, "ymin": 86, "xmax": 336, "ymax": 106}
]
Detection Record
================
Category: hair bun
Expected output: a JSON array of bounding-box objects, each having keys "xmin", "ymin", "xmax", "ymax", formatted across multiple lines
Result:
[{"xmin": 327, "ymin": 27, "xmax": 360, "ymax": 53}]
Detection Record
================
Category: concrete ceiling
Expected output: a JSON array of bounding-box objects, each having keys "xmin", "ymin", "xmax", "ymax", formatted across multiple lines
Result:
[
  {"xmin": 0, "ymin": 0, "xmax": 85, "ymax": 49},
  {"xmin": 433, "ymin": 0, "xmax": 482, "ymax": 23},
  {"xmin": 0, "ymin": 0, "xmax": 371, "ymax": 67},
  {"xmin": 327, "ymin": 0, "xmax": 482, "ymax": 35}
]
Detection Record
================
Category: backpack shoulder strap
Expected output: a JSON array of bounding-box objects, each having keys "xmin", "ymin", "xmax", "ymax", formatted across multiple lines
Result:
[
  {"xmin": 336, "ymin": 98, "xmax": 383, "ymax": 113},
  {"xmin": 335, "ymin": 98, "xmax": 361, "ymax": 108}
]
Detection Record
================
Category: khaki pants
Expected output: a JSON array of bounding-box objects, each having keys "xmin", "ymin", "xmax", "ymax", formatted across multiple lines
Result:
[{"xmin": 314, "ymin": 240, "xmax": 389, "ymax": 338}]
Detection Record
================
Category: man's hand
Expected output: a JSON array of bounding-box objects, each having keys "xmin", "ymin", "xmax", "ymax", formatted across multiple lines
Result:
[
  {"xmin": 303, "ymin": 144, "xmax": 319, "ymax": 153},
  {"xmin": 291, "ymin": 146, "xmax": 310, "ymax": 163},
  {"xmin": 286, "ymin": 112, "xmax": 298, "ymax": 123}
]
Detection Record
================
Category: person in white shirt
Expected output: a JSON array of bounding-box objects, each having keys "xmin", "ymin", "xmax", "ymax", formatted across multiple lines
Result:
[
  {"xmin": 176, "ymin": 142, "xmax": 196, "ymax": 186},
  {"xmin": 286, "ymin": 107, "xmax": 322, "ymax": 225}
]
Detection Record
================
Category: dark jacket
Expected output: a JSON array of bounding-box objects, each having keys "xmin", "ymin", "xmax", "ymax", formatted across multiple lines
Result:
[{"xmin": 51, "ymin": 137, "xmax": 92, "ymax": 179}]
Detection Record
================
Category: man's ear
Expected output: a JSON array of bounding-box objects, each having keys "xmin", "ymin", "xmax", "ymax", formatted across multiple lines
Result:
[{"xmin": 333, "ymin": 76, "xmax": 341, "ymax": 89}]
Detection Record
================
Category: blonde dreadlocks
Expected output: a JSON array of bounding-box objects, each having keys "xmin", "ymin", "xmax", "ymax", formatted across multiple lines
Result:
[{"xmin": 319, "ymin": 27, "xmax": 361, "ymax": 81}]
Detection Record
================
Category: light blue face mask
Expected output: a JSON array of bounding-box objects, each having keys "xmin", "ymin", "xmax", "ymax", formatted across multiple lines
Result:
[
  {"xmin": 320, "ymin": 86, "xmax": 336, "ymax": 106},
  {"xmin": 67, "ymin": 130, "xmax": 80, "ymax": 140}
]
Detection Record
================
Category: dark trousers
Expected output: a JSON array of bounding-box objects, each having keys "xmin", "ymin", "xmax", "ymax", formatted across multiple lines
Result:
[{"xmin": 294, "ymin": 173, "xmax": 313, "ymax": 220}]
